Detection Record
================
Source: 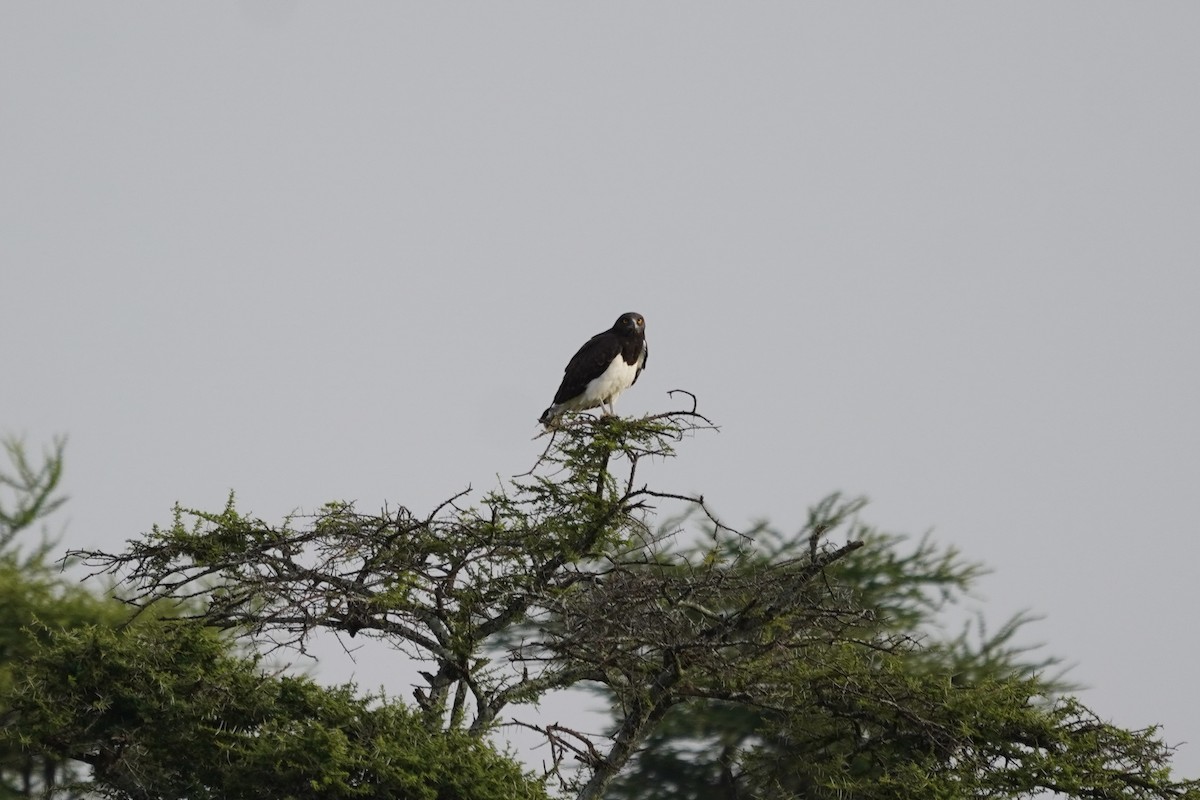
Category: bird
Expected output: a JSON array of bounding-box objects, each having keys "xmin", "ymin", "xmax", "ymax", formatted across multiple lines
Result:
[{"xmin": 539, "ymin": 312, "xmax": 648, "ymax": 425}]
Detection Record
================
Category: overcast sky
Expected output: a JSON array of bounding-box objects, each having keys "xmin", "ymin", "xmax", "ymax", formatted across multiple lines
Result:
[{"xmin": 4, "ymin": 2, "xmax": 1199, "ymax": 780}]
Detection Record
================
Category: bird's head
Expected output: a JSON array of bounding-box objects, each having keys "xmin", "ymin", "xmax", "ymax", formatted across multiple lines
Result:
[{"xmin": 615, "ymin": 312, "xmax": 646, "ymax": 335}]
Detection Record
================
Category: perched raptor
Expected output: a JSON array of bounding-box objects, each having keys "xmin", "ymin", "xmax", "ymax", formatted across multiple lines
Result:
[{"xmin": 539, "ymin": 312, "xmax": 648, "ymax": 425}]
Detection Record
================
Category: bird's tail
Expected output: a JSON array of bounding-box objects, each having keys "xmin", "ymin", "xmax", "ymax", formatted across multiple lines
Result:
[{"xmin": 538, "ymin": 406, "xmax": 557, "ymax": 426}]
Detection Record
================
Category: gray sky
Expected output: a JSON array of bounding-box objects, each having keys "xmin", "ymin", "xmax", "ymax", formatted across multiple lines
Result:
[{"xmin": 4, "ymin": 2, "xmax": 1199, "ymax": 779}]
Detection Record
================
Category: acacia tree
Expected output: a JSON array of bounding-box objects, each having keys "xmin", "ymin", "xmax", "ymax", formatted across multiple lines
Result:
[{"xmin": 21, "ymin": 399, "xmax": 1199, "ymax": 799}]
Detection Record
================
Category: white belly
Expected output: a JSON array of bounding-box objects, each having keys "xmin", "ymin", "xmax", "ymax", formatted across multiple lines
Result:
[{"xmin": 561, "ymin": 354, "xmax": 641, "ymax": 412}]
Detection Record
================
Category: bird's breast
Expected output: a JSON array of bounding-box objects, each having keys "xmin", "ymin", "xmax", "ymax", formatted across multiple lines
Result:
[{"xmin": 580, "ymin": 353, "xmax": 641, "ymax": 405}]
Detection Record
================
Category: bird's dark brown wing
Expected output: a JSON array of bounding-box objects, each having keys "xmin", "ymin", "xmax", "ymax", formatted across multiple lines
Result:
[{"xmin": 552, "ymin": 330, "xmax": 622, "ymax": 405}]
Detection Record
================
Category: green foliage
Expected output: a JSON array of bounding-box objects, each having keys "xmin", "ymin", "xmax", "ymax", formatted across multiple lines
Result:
[
  {"xmin": 10, "ymin": 407, "xmax": 1196, "ymax": 800},
  {"xmin": 0, "ymin": 436, "xmax": 67, "ymax": 559},
  {"xmin": 1, "ymin": 436, "xmax": 545, "ymax": 800},
  {"xmin": 1, "ymin": 435, "xmax": 125, "ymax": 799},
  {"xmin": 602, "ymin": 511, "xmax": 1191, "ymax": 800},
  {"xmin": 5, "ymin": 622, "xmax": 547, "ymax": 800},
  {"xmin": 743, "ymin": 646, "xmax": 1189, "ymax": 800}
]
